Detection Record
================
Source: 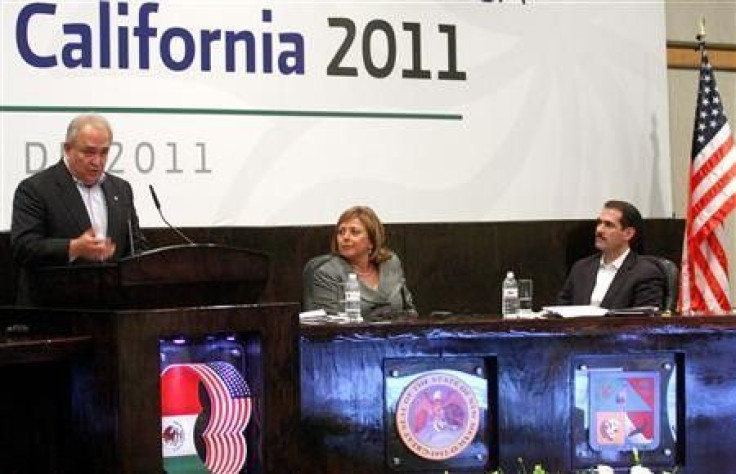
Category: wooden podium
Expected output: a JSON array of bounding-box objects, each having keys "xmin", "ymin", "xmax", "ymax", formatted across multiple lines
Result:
[
  {"xmin": 1, "ymin": 244, "xmax": 301, "ymax": 473},
  {"xmin": 28, "ymin": 244, "xmax": 270, "ymax": 308}
]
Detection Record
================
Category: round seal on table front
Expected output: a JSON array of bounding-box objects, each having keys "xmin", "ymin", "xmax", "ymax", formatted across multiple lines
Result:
[{"xmin": 395, "ymin": 371, "xmax": 480, "ymax": 461}]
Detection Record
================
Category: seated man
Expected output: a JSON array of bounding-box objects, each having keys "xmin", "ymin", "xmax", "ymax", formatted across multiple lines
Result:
[{"xmin": 557, "ymin": 200, "xmax": 664, "ymax": 310}]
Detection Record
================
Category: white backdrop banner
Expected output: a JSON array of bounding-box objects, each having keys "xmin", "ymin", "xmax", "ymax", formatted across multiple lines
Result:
[{"xmin": 0, "ymin": 0, "xmax": 671, "ymax": 229}]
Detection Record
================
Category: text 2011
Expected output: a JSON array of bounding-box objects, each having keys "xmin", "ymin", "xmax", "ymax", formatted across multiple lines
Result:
[{"xmin": 327, "ymin": 18, "xmax": 466, "ymax": 80}]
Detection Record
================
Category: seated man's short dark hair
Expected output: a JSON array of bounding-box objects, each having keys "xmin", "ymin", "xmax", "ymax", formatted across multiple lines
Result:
[{"xmin": 604, "ymin": 199, "xmax": 645, "ymax": 253}]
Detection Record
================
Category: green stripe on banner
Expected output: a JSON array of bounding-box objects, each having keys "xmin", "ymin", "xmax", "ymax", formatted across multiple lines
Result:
[
  {"xmin": 0, "ymin": 105, "xmax": 462, "ymax": 121},
  {"xmin": 164, "ymin": 455, "xmax": 210, "ymax": 474}
]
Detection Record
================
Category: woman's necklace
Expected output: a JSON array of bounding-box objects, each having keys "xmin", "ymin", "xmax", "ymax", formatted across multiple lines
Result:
[{"xmin": 351, "ymin": 263, "xmax": 376, "ymax": 277}]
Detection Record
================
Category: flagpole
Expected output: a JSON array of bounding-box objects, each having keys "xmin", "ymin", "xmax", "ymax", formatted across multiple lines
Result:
[
  {"xmin": 696, "ymin": 17, "xmax": 706, "ymax": 53},
  {"xmin": 681, "ymin": 21, "xmax": 707, "ymax": 316}
]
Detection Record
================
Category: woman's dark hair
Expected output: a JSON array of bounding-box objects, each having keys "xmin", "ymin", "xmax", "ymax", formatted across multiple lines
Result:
[{"xmin": 330, "ymin": 206, "xmax": 392, "ymax": 263}]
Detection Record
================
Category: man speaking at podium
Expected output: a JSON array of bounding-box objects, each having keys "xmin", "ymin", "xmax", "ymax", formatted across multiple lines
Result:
[
  {"xmin": 10, "ymin": 113, "xmax": 147, "ymax": 304},
  {"xmin": 557, "ymin": 200, "xmax": 664, "ymax": 310}
]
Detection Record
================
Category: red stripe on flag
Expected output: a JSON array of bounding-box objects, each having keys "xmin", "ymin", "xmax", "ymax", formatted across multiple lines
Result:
[
  {"xmin": 690, "ymin": 233, "xmax": 730, "ymax": 310},
  {"xmin": 691, "ymin": 132, "xmax": 733, "ymax": 190},
  {"xmin": 190, "ymin": 364, "xmax": 251, "ymax": 474}
]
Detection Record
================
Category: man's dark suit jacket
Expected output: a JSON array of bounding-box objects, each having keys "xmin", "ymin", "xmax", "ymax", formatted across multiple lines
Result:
[
  {"xmin": 557, "ymin": 251, "xmax": 665, "ymax": 310},
  {"xmin": 10, "ymin": 160, "xmax": 147, "ymax": 304}
]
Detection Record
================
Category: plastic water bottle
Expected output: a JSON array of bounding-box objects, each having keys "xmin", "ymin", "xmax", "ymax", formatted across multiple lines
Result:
[
  {"xmin": 344, "ymin": 273, "xmax": 362, "ymax": 321},
  {"xmin": 502, "ymin": 271, "xmax": 519, "ymax": 317}
]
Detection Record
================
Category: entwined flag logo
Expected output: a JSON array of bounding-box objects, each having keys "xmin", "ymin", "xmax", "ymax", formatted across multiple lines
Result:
[{"xmin": 161, "ymin": 362, "xmax": 252, "ymax": 474}]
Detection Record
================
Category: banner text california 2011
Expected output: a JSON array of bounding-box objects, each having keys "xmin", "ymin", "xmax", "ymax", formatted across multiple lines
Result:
[{"xmin": 1, "ymin": 0, "xmax": 671, "ymax": 228}]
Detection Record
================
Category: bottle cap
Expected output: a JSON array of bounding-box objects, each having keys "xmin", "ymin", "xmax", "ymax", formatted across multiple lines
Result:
[
  {"xmin": 506, "ymin": 271, "xmax": 514, "ymax": 278},
  {"xmin": 348, "ymin": 273, "xmax": 358, "ymax": 280}
]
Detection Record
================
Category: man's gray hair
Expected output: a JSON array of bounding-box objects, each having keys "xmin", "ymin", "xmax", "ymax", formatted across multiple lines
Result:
[{"xmin": 65, "ymin": 114, "xmax": 113, "ymax": 144}]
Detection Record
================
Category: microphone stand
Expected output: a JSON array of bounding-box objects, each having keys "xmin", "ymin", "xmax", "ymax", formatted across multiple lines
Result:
[{"xmin": 149, "ymin": 185, "xmax": 195, "ymax": 245}]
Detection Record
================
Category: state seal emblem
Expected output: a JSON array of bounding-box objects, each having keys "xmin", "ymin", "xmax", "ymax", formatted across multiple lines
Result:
[{"xmin": 395, "ymin": 371, "xmax": 480, "ymax": 460}]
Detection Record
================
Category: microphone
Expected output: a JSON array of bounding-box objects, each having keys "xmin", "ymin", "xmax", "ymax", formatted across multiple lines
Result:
[
  {"xmin": 150, "ymin": 184, "xmax": 162, "ymax": 210},
  {"xmin": 128, "ymin": 216, "xmax": 136, "ymax": 256},
  {"xmin": 148, "ymin": 184, "xmax": 195, "ymax": 245}
]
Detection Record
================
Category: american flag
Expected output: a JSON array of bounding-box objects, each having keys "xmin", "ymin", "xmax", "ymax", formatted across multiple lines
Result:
[
  {"xmin": 680, "ymin": 39, "xmax": 736, "ymax": 314},
  {"xmin": 191, "ymin": 362, "xmax": 253, "ymax": 474}
]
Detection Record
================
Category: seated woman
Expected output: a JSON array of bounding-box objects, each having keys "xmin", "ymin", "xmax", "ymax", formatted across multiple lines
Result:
[{"xmin": 303, "ymin": 206, "xmax": 417, "ymax": 319}]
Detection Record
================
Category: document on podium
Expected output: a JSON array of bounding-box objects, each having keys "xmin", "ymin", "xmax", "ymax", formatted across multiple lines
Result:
[{"xmin": 541, "ymin": 305, "xmax": 608, "ymax": 318}]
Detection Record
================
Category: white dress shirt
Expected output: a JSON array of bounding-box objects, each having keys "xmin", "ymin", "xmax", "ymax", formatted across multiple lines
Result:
[
  {"xmin": 65, "ymin": 158, "xmax": 108, "ymax": 238},
  {"xmin": 590, "ymin": 248, "xmax": 630, "ymax": 307}
]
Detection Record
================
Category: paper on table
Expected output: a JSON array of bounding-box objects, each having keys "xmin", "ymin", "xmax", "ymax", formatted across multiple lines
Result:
[
  {"xmin": 541, "ymin": 305, "xmax": 608, "ymax": 318},
  {"xmin": 299, "ymin": 309, "xmax": 354, "ymax": 324},
  {"xmin": 299, "ymin": 309, "xmax": 329, "ymax": 323}
]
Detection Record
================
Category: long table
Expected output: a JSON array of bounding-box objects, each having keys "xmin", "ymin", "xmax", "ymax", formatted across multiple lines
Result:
[{"xmin": 300, "ymin": 314, "xmax": 736, "ymax": 473}]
